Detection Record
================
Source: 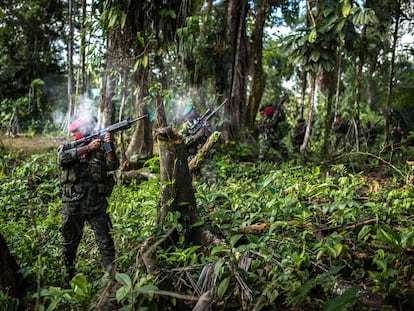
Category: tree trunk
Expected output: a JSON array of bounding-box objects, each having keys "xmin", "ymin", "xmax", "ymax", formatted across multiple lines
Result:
[
  {"xmin": 384, "ymin": 0, "xmax": 401, "ymax": 144},
  {"xmin": 246, "ymin": 2, "xmax": 267, "ymax": 131},
  {"xmin": 300, "ymin": 66, "xmax": 307, "ymax": 119},
  {"xmin": 222, "ymin": 0, "xmax": 248, "ymax": 141},
  {"xmin": 0, "ymin": 232, "xmax": 22, "ymax": 300},
  {"xmin": 67, "ymin": 0, "xmax": 75, "ymax": 119},
  {"xmin": 354, "ymin": 26, "xmax": 367, "ymax": 122},
  {"xmin": 300, "ymin": 72, "xmax": 316, "ymax": 154},
  {"xmin": 154, "ymin": 109, "xmax": 201, "ymax": 246},
  {"xmin": 80, "ymin": 0, "xmax": 88, "ymax": 95},
  {"xmin": 126, "ymin": 70, "xmax": 153, "ymax": 163}
]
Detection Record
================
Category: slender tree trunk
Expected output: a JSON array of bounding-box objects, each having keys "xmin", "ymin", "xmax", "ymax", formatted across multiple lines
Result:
[
  {"xmin": 223, "ymin": 0, "xmax": 248, "ymax": 141},
  {"xmin": 126, "ymin": 70, "xmax": 153, "ymax": 163},
  {"xmin": 80, "ymin": 0, "xmax": 87, "ymax": 95},
  {"xmin": 300, "ymin": 72, "xmax": 316, "ymax": 154},
  {"xmin": 246, "ymin": 2, "xmax": 267, "ymax": 131},
  {"xmin": 384, "ymin": 0, "xmax": 401, "ymax": 144},
  {"xmin": 67, "ymin": 0, "xmax": 75, "ymax": 119},
  {"xmin": 335, "ymin": 47, "xmax": 342, "ymax": 114},
  {"xmin": 354, "ymin": 26, "xmax": 366, "ymax": 122},
  {"xmin": 118, "ymin": 67, "xmax": 129, "ymax": 167},
  {"xmin": 300, "ymin": 67, "xmax": 307, "ymax": 119}
]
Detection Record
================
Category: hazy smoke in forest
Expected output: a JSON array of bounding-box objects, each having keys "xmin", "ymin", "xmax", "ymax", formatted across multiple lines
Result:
[
  {"xmin": 172, "ymin": 94, "xmax": 192, "ymax": 124},
  {"xmin": 74, "ymin": 93, "xmax": 98, "ymax": 130},
  {"xmin": 53, "ymin": 93, "xmax": 98, "ymax": 133}
]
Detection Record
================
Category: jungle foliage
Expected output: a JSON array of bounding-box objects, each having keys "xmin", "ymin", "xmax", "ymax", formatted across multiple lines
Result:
[{"xmin": 1, "ymin": 144, "xmax": 414, "ymax": 310}]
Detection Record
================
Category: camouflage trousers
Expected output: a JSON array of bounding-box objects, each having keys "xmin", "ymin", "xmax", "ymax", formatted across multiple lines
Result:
[
  {"xmin": 60, "ymin": 201, "xmax": 115, "ymax": 270},
  {"xmin": 259, "ymin": 137, "xmax": 288, "ymax": 162}
]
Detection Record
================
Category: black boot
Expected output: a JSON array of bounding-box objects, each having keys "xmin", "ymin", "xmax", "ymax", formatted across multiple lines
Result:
[
  {"xmin": 103, "ymin": 258, "xmax": 115, "ymax": 276},
  {"xmin": 63, "ymin": 265, "xmax": 75, "ymax": 289}
]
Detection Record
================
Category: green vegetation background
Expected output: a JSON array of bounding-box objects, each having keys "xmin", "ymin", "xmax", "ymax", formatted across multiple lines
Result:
[{"xmin": 1, "ymin": 141, "xmax": 414, "ymax": 310}]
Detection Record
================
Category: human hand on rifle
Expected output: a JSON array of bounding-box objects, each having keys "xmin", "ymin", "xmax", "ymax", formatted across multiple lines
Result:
[
  {"xmin": 87, "ymin": 139, "xmax": 102, "ymax": 151},
  {"xmin": 87, "ymin": 133, "xmax": 114, "ymax": 151}
]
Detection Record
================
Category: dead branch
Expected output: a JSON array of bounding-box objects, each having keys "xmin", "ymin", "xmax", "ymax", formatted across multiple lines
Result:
[
  {"xmin": 192, "ymin": 290, "xmax": 213, "ymax": 311},
  {"xmin": 120, "ymin": 169, "xmax": 157, "ymax": 182},
  {"xmin": 142, "ymin": 226, "xmax": 176, "ymax": 274},
  {"xmin": 189, "ymin": 131, "xmax": 222, "ymax": 173},
  {"xmin": 382, "ymin": 136, "xmax": 414, "ymax": 151}
]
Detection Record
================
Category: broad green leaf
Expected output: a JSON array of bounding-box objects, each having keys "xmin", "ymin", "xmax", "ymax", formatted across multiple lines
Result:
[
  {"xmin": 116, "ymin": 273, "xmax": 132, "ymax": 288},
  {"xmin": 211, "ymin": 245, "xmax": 230, "ymax": 256},
  {"xmin": 323, "ymin": 286, "xmax": 359, "ymax": 311},
  {"xmin": 116, "ymin": 285, "xmax": 130, "ymax": 302},
  {"xmin": 246, "ymin": 234, "xmax": 259, "ymax": 244},
  {"xmin": 217, "ymin": 277, "xmax": 230, "ymax": 299},
  {"xmin": 230, "ymin": 234, "xmax": 243, "ymax": 247},
  {"xmin": 214, "ymin": 259, "xmax": 225, "ymax": 276},
  {"xmin": 308, "ymin": 29, "xmax": 317, "ymax": 43},
  {"xmin": 142, "ymin": 55, "xmax": 148, "ymax": 68},
  {"xmin": 71, "ymin": 274, "xmax": 88, "ymax": 293},
  {"xmin": 342, "ymin": 1, "xmax": 352, "ymax": 18},
  {"xmin": 310, "ymin": 50, "xmax": 320, "ymax": 62},
  {"xmin": 357, "ymin": 225, "xmax": 371, "ymax": 240}
]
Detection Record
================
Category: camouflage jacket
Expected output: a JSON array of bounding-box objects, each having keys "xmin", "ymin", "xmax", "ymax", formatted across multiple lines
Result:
[
  {"xmin": 259, "ymin": 109, "xmax": 286, "ymax": 140},
  {"xmin": 57, "ymin": 143, "xmax": 119, "ymax": 210}
]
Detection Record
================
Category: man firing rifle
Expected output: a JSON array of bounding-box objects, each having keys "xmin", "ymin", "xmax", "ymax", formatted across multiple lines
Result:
[
  {"xmin": 181, "ymin": 100, "xmax": 226, "ymax": 158},
  {"xmin": 69, "ymin": 114, "xmax": 148, "ymax": 153}
]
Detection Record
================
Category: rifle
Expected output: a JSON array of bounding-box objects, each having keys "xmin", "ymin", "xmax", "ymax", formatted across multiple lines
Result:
[
  {"xmin": 262, "ymin": 95, "xmax": 288, "ymax": 117},
  {"xmin": 188, "ymin": 99, "xmax": 228, "ymax": 136},
  {"xmin": 70, "ymin": 114, "xmax": 148, "ymax": 153},
  {"xmin": 273, "ymin": 94, "xmax": 289, "ymax": 112}
]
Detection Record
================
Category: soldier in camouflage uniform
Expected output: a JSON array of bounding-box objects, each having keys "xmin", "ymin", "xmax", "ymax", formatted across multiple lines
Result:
[
  {"xmin": 181, "ymin": 105, "xmax": 215, "ymax": 159},
  {"xmin": 57, "ymin": 117, "xmax": 119, "ymax": 288},
  {"xmin": 333, "ymin": 114, "xmax": 348, "ymax": 150},
  {"xmin": 290, "ymin": 118, "xmax": 306, "ymax": 153},
  {"xmin": 181, "ymin": 105, "xmax": 217, "ymax": 184},
  {"xmin": 258, "ymin": 104, "xmax": 288, "ymax": 162}
]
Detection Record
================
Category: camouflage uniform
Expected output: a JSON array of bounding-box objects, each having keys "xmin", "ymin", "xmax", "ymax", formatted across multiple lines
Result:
[
  {"xmin": 181, "ymin": 107, "xmax": 217, "ymax": 184},
  {"xmin": 182, "ymin": 120, "xmax": 215, "ymax": 159},
  {"xmin": 57, "ymin": 141, "xmax": 119, "ymax": 282},
  {"xmin": 333, "ymin": 115, "xmax": 347, "ymax": 149},
  {"xmin": 258, "ymin": 107, "xmax": 288, "ymax": 161},
  {"xmin": 290, "ymin": 119, "xmax": 306, "ymax": 153}
]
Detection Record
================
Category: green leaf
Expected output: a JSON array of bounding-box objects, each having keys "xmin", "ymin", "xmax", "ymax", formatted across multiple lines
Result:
[
  {"xmin": 245, "ymin": 234, "xmax": 259, "ymax": 244},
  {"xmin": 358, "ymin": 225, "xmax": 371, "ymax": 240},
  {"xmin": 217, "ymin": 277, "xmax": 230, "ymax": 299},
  {"xmin": 116, "ymin": 285, "xmax": 130, "ymax": 302},
  {"xmin": 308, "ymin": 29, "xmax": 317, "ymax": 43},
  {"xmin": 71, "ymin": 274, "xmax": 88, "ymax": 293},
  {"xmin": 342, "ymin": 1, "xmax": 352, "ymax": 18},
  {"xmin": 116, "ymin": 273, "xmax": 132, "ymax": 287},
  {"xmin": 214, "ymin": 259, "xmax": 225, "ymax": 276},
  {"xmin": 211, "ymin": 245, "xmax": 230, "ymax": 256},
  {"xmin": 230, "ymin": 234, "xmax": 243, "ymax": 247},
  {"xmin": 323, "ymin": 286, "xmax": 359, "ymax": 311}
]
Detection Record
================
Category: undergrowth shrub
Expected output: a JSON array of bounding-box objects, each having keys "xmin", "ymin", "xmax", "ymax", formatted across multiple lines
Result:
[{"xmin": 1, "ymin": 146, "xmax": 414, "ymax": 310}]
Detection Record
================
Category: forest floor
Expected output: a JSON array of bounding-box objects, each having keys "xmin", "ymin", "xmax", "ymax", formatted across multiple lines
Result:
[{"xmin": 0, "ymin": 133, "xmax": 66, "ymax": 154}]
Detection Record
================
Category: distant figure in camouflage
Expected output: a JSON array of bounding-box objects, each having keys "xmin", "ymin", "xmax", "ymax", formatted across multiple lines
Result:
[
  {"xmin": 391, "ymin": 125, "xmax": 404, "ymax": 144},
  {"xmin": 290, "ymin": 118, "xmax": 306, "ymax": 153},
  {"xmin": 258, "ymin": 103, "xmax": 288, "ymax": 162},
  {"xmin": 364, "ymin": 121, "xmax": 377, "ymax": 148},
  {"xmin": 181, "ymin": 104, "xmax": 217, "ymax": 184},
  {"xmin": 333, "ymin": 114, "xmax": 348, "ymax": 150},
  {"xmin": 57, "ymin": 117, "xmax": 119, "ymax": 288}
]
